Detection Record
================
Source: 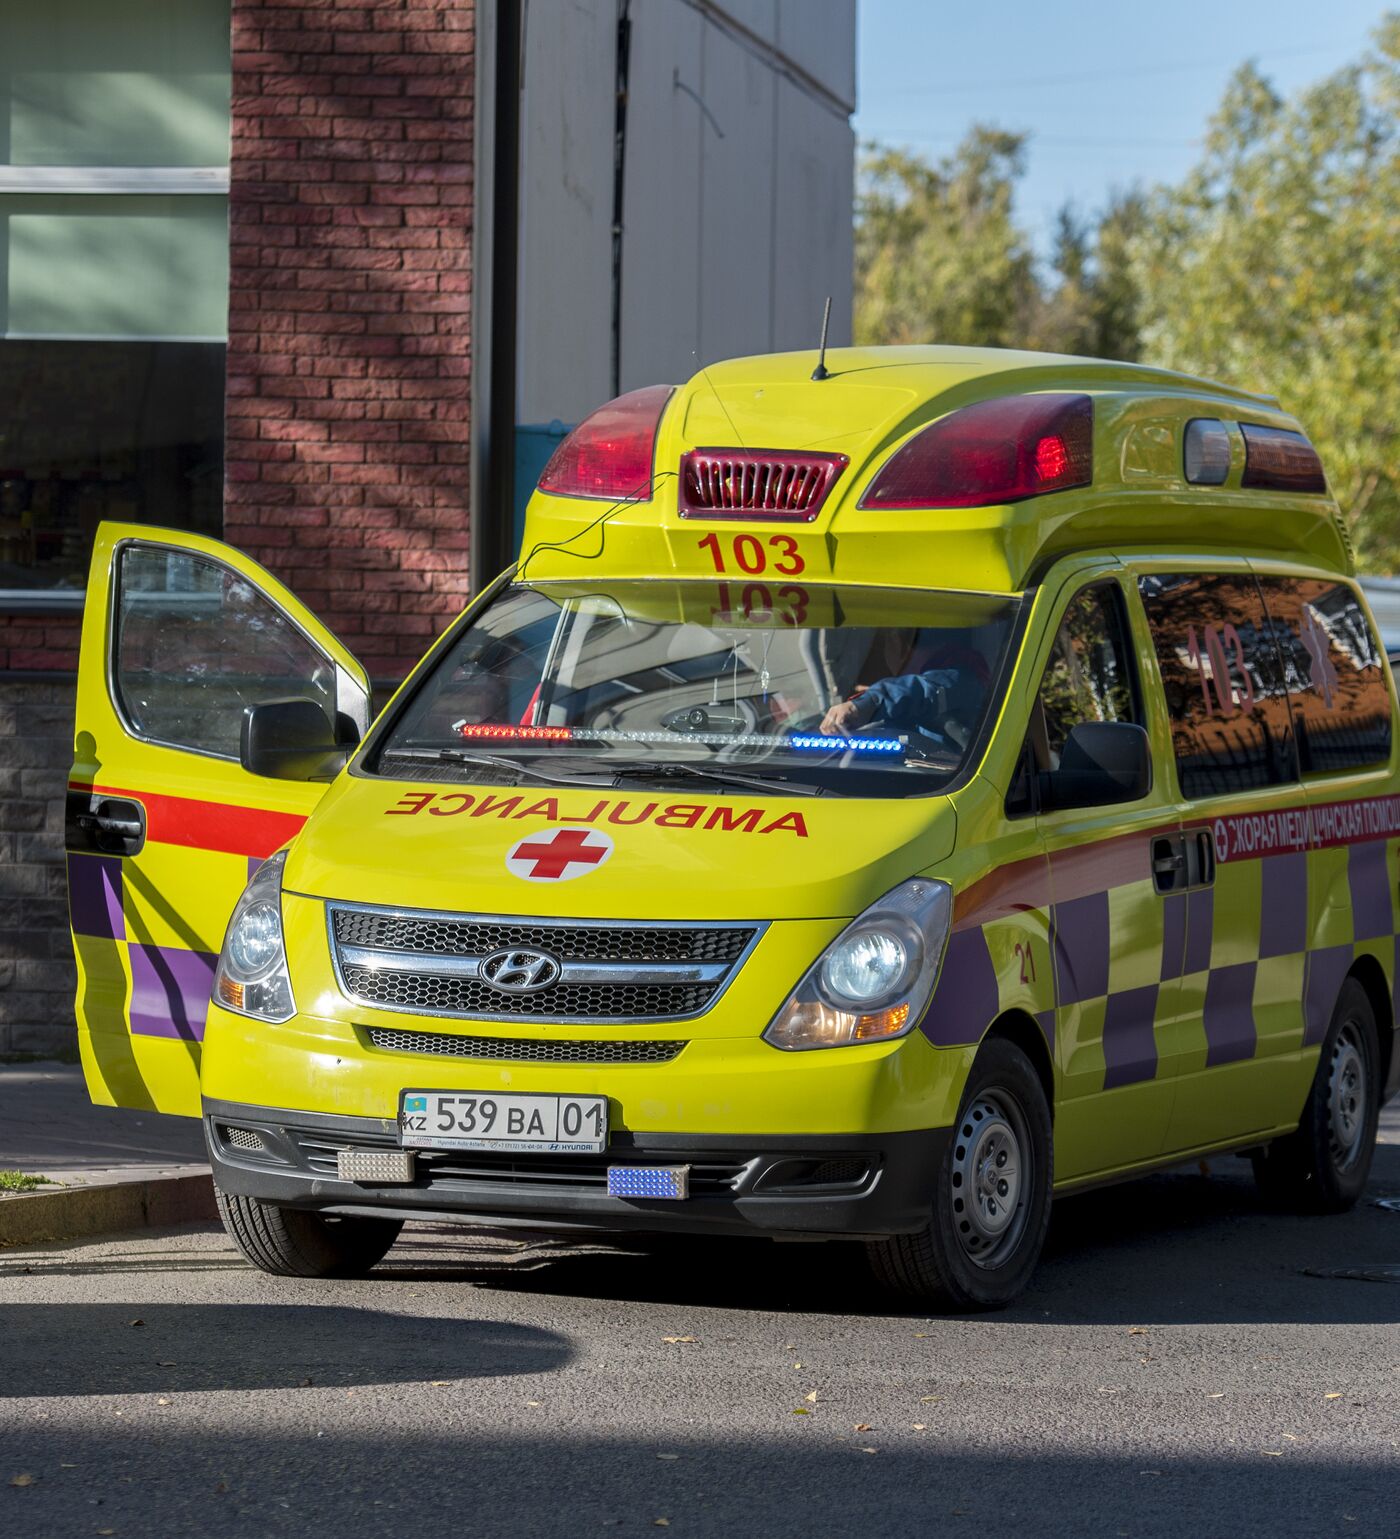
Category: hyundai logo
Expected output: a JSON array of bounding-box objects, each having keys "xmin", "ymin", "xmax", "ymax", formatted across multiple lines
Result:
[{"xmin": 480, "ymin": 947, "xmax": 562, "ymax": 993}]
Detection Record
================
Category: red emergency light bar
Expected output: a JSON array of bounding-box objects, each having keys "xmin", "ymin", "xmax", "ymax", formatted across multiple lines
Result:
[
  {"xmin": 859, "ymin": 393, "xmax": 1093, "ymax": 510},
  {"xmin": 537, "ymin": 384, "xmax": 675, "ymax": 502}
]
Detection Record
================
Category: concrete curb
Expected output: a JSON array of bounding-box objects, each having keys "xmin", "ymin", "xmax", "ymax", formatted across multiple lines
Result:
[{"xmin": 0, "ymin": 1170, "xmax": 217, "ymax": 1248}]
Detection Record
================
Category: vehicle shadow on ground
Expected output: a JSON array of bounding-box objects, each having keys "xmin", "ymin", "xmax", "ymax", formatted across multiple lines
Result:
[
  {"xmin": 5, "ymin": 1425, "xmax": 1394, "ymax": 1539},
  {"xmin": 373, "ymin": 1145, "xmax": 1400, "ymax": 1325},
  {"xmin": 0, "ymin": 1303, "xmax": 571, "ymax": 1398}
]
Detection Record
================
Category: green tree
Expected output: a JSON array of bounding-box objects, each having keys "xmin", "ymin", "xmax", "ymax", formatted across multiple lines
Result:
[
  {"xmin": 1131, "ymin": 18, "xmax": 1400, "ymax": 567},
  {"xmin": 854, "ymin": 129, "xmax": 1039, "ymax": 348}
]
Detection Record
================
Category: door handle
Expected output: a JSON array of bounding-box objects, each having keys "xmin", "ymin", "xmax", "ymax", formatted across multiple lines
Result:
[
  {"xmin": 74, "ymin": 798, "xmax": 146, "ymax": 857},
  {"xmin": 1151, "ymin": 835, "xmax": 1186, "ymax": 894}
]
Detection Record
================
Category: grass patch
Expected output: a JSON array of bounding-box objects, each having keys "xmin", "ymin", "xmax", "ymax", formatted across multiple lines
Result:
[{"xmin": 0, "ymin": 1170, "xmax": 52, "ymax": 1193}]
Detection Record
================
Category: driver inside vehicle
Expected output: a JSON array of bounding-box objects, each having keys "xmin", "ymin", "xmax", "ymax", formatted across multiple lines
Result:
[{"xmin": 819, "ymin": 628, "xmax": 992, "ymax": 747}]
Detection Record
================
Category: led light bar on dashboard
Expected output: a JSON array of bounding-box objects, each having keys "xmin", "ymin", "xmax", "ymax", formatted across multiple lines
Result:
[{"xmin": 452, "ymin": 722, "xmax": 907, "ymax": 756}]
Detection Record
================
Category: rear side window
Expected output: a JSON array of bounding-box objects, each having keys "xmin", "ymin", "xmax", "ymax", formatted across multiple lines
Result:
[
  {"xmin": 1138, "ymin": 572, "xmax": 1296, "ymax": 799},
  {"xmin": 1257, "ymin": 578, "xmax": 1392, "ymax": 774}
]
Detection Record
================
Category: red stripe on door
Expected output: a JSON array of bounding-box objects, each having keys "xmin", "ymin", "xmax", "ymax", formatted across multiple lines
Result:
[{"xmin": 71, "ymin": 782, "xmax": 306, "ymax": 859}]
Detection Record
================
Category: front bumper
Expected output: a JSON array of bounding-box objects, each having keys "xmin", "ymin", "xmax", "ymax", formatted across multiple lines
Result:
[{"xmin": 204, "ymin": 1097, "xmax": 948, "ymax": 1240}]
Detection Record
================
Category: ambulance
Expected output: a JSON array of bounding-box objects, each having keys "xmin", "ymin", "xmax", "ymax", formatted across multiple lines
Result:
[{"xmin": 67, "ymin": 346, "xmax": 1398, "ymax": 1309}]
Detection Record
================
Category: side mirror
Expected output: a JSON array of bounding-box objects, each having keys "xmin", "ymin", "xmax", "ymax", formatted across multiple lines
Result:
[
  {"xmin": 241, "ymin": 698, "xmax": 351, "ymax": 781},
  {"xmin": 1038, "ymin": 721, "xmax": 1151, "ymax": 812}
]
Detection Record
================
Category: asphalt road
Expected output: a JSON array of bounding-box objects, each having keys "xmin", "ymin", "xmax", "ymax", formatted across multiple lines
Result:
[{"xmin": 4, "ymin": 1142, "xmax": 1399, "ymax": 1539}]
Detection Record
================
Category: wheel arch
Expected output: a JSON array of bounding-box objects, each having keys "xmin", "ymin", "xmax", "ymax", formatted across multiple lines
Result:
[
  {"xmin": 1346, "ymin": 953, "xmax": 1393, "ymax": 1091},
  {"xmin": 981, "ymin": 1009, "xmax": 1056, "ymax": 1118}
]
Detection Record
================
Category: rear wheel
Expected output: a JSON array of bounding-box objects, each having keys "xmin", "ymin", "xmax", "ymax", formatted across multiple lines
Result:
[
  {"xmin": 216, "ymin": 1188, "xmax": 403, "ymax": 1278},
  {"xmin": 1252, "ymin": 977, "xmax": 1380, "ymax": 1213},
  {"xmin": 867, "ymin": 1038, "xmax": 1053, "ymax": 1311}
]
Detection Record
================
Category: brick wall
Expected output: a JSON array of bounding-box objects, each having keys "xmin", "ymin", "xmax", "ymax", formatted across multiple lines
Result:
[
  {"xmin": 0, "ymin": 680, "xmax": 77, "ymax": 1055},
  {"xmin": 225, "ymin": 0, "xmax": 476, "ymax": 681},
  {"xmin": 0, "ymin": 615, "xmax": 81, "ymax": 674}
]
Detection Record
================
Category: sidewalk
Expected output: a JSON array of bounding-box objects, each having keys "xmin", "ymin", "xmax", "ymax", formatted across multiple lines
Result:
[{"xmin": 0, "ymin": 1060, "xmax": 207, "ymax": 1188}]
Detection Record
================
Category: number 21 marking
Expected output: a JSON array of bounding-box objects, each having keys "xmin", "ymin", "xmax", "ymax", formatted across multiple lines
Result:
[{"xmin": 1014, "ymin": 941, "xmax": 1037, "ymax": 985}]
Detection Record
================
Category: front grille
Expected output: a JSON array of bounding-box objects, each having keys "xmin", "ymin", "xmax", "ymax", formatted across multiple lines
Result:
[
  {"xmin": 678, "ymin": 448, "xmax": 848, "ymax": 522},
  {"xmin": 332, "ymin": 910, "xmax": 752, "ymax": 965},
  {"xmin": 222, "ymin": 1125, "xmax": 265, "ymax": 1153},
  {"xmin": 329, "ymin": 904, "xmax": 761, "ymax": 1023},
  {"xmin": 345, "ymin": 966, "xmax": 714, "ymax": 1020},
  {"xmin": 365, "ymin": 1025, "xmax": 685, "ymax": 1064},
  {"xmin": 289, "ymin": 1128, "xmax": 747, "ymax": 1197}
]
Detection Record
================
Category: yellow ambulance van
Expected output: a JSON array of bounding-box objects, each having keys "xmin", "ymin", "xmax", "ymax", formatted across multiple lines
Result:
[{"xmin": 66, "ymin": 346, "xmax": 1398, "ymax": 1308}]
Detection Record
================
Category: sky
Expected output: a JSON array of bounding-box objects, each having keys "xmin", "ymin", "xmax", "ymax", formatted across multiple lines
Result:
[{"xmin": 854, "ymin": 0, "xmax": 1391, "ymax": 256}]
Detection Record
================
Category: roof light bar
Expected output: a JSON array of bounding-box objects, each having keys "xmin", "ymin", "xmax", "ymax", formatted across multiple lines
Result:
[
  {"xmin": 537, "ymin": 384, "xmax": 675, "ymax": 502},
  {"xmin": 859, "ymin": 393, "xmax": 1093, "ymax": 510},
  {"xmin": 454, "ymin": 722, "xmax": 907, "ymax": 756},
  {"xmin": 1239, "ymin": 423, "xmax": 1326, "ymax": 495}
]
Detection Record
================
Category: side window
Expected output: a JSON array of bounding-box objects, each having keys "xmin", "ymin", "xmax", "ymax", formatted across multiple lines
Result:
[
  {"xmin": 1036, "ymin": 581, "xmax": 1141, "ymax": 766},
  {"xmin": 114, "ymin": 545, "xmax": 335, "ymax": 759},
  {"xmin": 1257, "ymin": 577, "xmax": 1392, "ymax": 774},
  {"xmin": 1137, "ymin": 572, "xmax": 1296, "ymax": 799}
]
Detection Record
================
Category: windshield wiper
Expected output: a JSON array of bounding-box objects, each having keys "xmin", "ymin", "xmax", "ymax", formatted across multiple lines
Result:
[
  {"xmin": 599, "ymin": 761, "xmax": 824, "ymax": 797},
  {"xmin": 384, "ymin": 748, "xmax": 617, "ymax": 790}
]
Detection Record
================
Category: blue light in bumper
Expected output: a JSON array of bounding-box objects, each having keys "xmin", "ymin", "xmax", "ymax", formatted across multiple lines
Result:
[{"xmin": 607, "ymin": 1165, "xmax": 691, "ymax": 1200}]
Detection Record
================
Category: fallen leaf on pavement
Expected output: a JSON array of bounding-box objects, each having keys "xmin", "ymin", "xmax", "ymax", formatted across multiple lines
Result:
[
  {"xmin": 156, "ymin": 1398, "xmax": 170, "ymax": 1407},
  {"xmin": 1324, "ymin": 1393, "xmax": 1342, "ymax": 1400},
  {"xmin": 429, "ymin": 1382, "xmax": 451, "ymax": 1387},
  {"xmin": 913, "ymin": 1332, "xmax": 931, "ymax": 1338},
  {"xmin": 653, "ymin": 1520, "xmax": 670, "ymax": 1527},
  {"xmin": 128, "ymin": 1319, "xmax": 144, "ymax": 1328},
  {"xmin": 10, "ymin": 1474, "xmax": 35, "ymax": 1488},
  {"xmin": 912, "ymin": 1423, "xmax": 927, "ymax": 1431},
  {"xmin": 860, "ymin": 1447, "xmax": 879, "ymax": 1455},
  {"xmin": 793, "ymin": 1361, "xmax": 804, "ymax": 1369},
  {"xmin": 853, "ymin": 1423, "xmax": 871, "ymax": 1432},
  {"xmin": 792, "ymin": 1407, "xmax": 811, "ymax": 1416},
  {"xmin": 525, "ymin": 1401, "xmax": 542, "ymax": 1408},
  {"xmin": 804, "ymin": 1390, "xmax": 818, "ymax": 1403},
  {"xmin": 1262, "ymin": 1451, "xmax": 1283, "ymax": 1458},
  {"xmin": 157, "ymin": 1362, "xmax": 176, "ymax": 1368},
  {"xmin": 919, "ymin": 1396, "xmax": 940, "ymax": 1404},
  {"xmin": 662, "ymin": 1337, "xmax": 697, "ymax": 1345},
  {"xmin": 1208, "ymin": 1393, "xmax": 1225, "ymax": 1399},
  {"xmin": 1128, "ymin": 1327, "xmax": 1149, "ymax": 1336},
  {"xmin": 60, "ymin": 1464, "xmax": 77, "ymax": 1469},
  {"xmin": 655, "ymin": 1453, "xmax": 679, "ymax": 1461}
]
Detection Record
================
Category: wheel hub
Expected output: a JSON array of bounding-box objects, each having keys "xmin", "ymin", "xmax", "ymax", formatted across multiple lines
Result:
[
  {"xmin": 1328, "ymin": 1024, "xmax": 1367, "ymax": 1171},
  {"xmin": 949, "ymin": 1092, "xmax": 1030, "ymax": 1269}
]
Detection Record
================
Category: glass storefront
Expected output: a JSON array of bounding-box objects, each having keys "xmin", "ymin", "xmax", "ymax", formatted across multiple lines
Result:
[{"xmin": 0, "ymin": 2, "xmax": 230, "ymax": 598}]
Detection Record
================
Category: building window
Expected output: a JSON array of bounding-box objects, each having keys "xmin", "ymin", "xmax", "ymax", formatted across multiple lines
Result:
[{"xmin": 0, "ymin": 1, "xmax": 230, "ymax": 602}]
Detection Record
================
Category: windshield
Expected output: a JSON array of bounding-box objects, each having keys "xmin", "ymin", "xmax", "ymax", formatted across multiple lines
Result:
[{"xmin": 369, "ymin": 581, "xmax": 1025, "ymax": 798}]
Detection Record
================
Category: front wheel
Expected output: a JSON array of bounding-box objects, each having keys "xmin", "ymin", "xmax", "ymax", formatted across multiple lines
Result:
[
  {"xmin": 867, "ymin": 1038, "xmax": 1053, "ymax": 1311},
  {"xmin": 216, "ymin": 1188, "xmax": 403, "ymax": 1278},
  {"xmin": 1251, "ymin": 977, "xmax": 1380, "ymax": 1213}
]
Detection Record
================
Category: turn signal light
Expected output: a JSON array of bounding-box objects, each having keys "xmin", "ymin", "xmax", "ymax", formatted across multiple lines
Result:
[
  {"xmin": 859, "ymin": 393, "xmax": 1093, "ymax": 509},
  {"xmin": 537, "ymin": 384, "xmax": 675, "ymax": 501}
]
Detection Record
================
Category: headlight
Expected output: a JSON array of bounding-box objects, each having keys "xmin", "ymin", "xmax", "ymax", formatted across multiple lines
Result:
[
  {"xmin": 214, "ymin": 850, "xmax": 295, "ymax": 1022},
  {"xmin": 764, "ymin": 878, "xmax": 952, "ymax": 1050}
]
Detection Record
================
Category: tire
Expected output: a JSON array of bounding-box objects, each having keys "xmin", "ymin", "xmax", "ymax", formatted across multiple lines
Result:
[
  {"xmin": 867, "ymin": 1038, "xmax": 1053, "ymax": 1311},
  {"xmin": 216, "ymin": 1187, "xmax": 403, "ymax": 1278},
  {"xmin": 1252, "ymin": 976, "xmax": 1381, "ymax": 1214}
]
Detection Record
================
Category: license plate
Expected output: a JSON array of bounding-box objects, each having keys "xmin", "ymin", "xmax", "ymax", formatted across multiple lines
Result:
[{"xmin": 398, "ymin": 1090, "xmax": 608, "ymax": 1154}]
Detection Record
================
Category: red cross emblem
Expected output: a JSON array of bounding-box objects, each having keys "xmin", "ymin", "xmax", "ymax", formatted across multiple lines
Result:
[{"xmin": 505, "ymin": 826, "xmax": 615, "ymax": 882}]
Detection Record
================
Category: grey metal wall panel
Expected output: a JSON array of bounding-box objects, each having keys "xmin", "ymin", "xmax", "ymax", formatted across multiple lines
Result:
[
  {"xmin": 516, "ymin": 0, "xmax": 615, "ymax": 423},
  {"xmin": 772, "ymin": 72, "xmax": 854, "ymax": 352},
  {"xmin": 618, "ymin": 0, "xmax": 705, "ymax": 392},
  {"xmin": 776, "ymin": 0, "xmax": 857, "ymax": 107},
  {"xmin": 697, "ymin": 16, "xmax": 778, "ymax": 365}
]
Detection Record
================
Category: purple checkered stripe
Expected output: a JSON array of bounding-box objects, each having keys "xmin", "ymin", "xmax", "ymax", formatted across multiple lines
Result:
[
  {"xmin": 921, "ymin": 840, "xmax": 1395, "ymax": 1085},
  {"xmin": 67, "ymin": 853, "xmax": 218, "ymax": 1042}
]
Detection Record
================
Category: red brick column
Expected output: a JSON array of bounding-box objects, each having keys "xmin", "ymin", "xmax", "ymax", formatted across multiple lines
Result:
[{"xmin": 226, "ymin": 0, "xmax": 475, "ymax": 681}]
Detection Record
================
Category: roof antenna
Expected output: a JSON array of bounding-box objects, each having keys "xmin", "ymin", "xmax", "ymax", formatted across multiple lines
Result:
[{"xmin": 810, "ymin": 295, "xmax": 832, "ymax": 381}]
